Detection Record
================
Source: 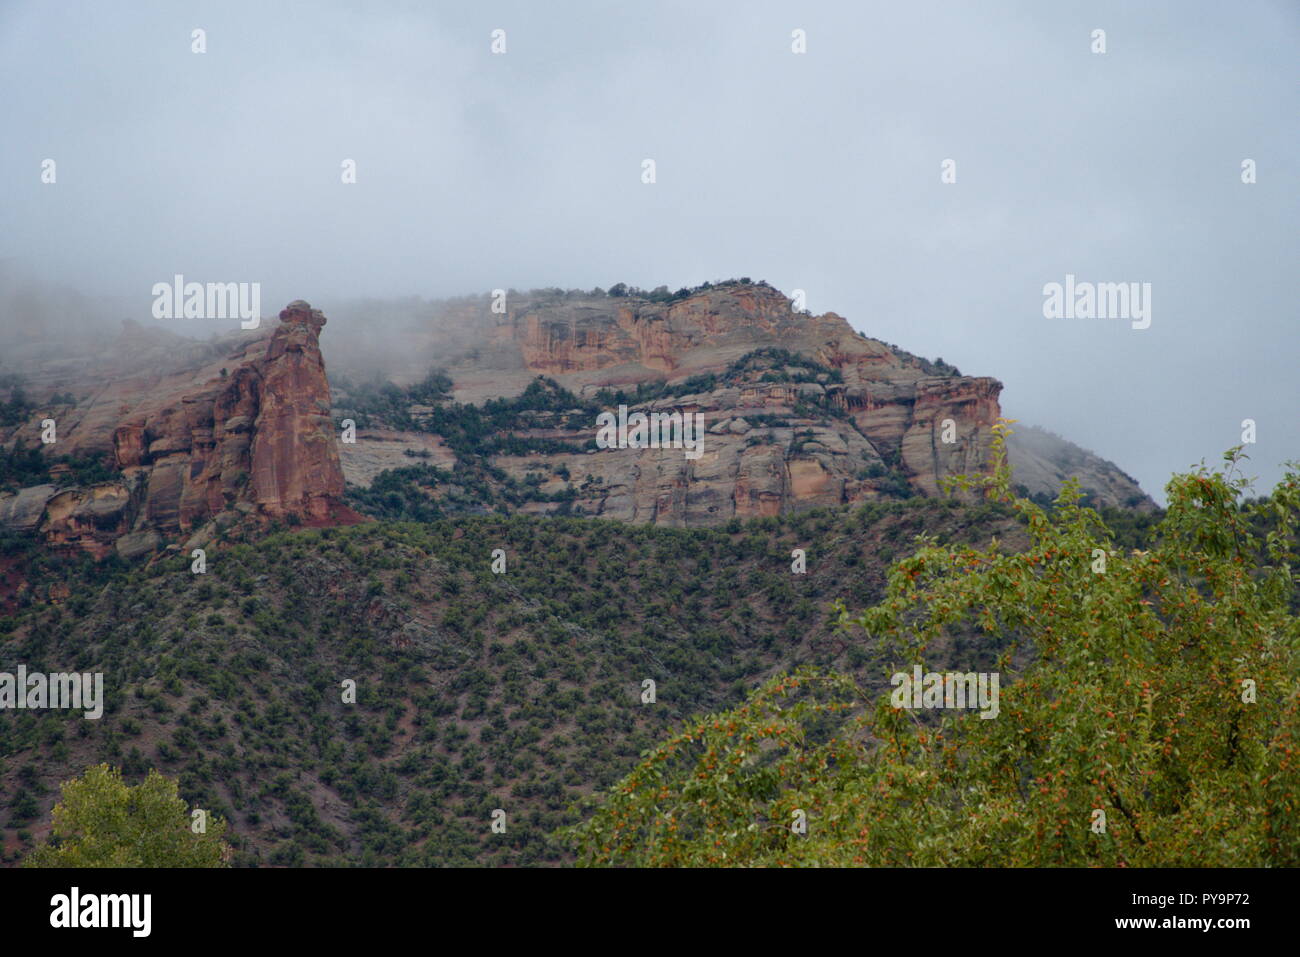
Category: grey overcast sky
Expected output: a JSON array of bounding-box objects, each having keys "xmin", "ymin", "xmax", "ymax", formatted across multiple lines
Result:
[{"xmin": 2, "ymin": 0, "xmax": 1296, "ymax": 503}]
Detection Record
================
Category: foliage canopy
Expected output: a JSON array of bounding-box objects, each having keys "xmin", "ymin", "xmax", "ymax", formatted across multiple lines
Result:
[
  {"xmin": 24, "ymin": 764, "xmax": 230, "ymax": 867},
  {"xmin": 564, "ymin": 425, "xmax": 1300, "ymax": 866}
]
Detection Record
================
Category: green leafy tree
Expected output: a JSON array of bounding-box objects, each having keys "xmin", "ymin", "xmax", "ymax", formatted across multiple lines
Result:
[
  {"xmin": 563, "ymin": 424, "xmax": 1300, "ymax": 866},
  {"xmin": 24, "ymin": 764, "xmax": 230, "ymax": 867}
]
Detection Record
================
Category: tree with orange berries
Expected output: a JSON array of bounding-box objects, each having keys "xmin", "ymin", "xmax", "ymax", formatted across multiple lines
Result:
[{"xmin": 564, "ymin": 425, "xmax": 1300, "ymax": 866}]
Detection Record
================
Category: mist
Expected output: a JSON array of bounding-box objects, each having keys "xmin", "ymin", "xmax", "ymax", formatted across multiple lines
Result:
[{"xmin": 2, "ymin": 0, "xmax": 1296, "ymax": 503}]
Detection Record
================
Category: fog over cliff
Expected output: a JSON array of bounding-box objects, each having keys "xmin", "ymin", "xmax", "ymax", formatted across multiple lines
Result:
[{"xmin": 2, "ymin": 0, "xmax": 1296, "ymax": 504}]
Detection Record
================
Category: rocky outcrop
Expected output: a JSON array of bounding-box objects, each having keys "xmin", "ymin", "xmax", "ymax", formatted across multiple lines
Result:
[
  {"xmin": 1, "ymin": 301, "xmax": 363, "ymax": 558},
  {"xmin": 475, "ymin": 383, "xmax": 887, "ymax": 526},
  {"xmin": 247, "ymin": 301, "xmax": 352, "ymax": 522},
  {"xmin": 330, "ymin": 283, "xmax": 1015, "ymax": 523},
  {"xmin": 1, "ymin": 281, "xmax": 1153, "ymax": 554},
  {"xmin": 0, "ymin": 484, "xmax": 58, "ymax": 531},
  {"xmin": 899, "ymin": 377, "xmax": 1004, "ymax": 497},
  {"xmin": 328, "ymin": 281, "xmax": 1154, "ymax": 523}
]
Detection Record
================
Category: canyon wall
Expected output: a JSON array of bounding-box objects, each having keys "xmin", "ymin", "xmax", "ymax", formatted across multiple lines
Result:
[
  {"xmin": 0, "ymin": 281, "xmax": 1154, "ymax": 564},
  {"xmin": 332, "ymin": 283, "xmax": 1027, "ymax": 524}
]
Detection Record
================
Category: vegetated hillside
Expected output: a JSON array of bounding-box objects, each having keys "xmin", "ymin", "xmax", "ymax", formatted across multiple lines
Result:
[
  {"xmin": 565, "ymin": 450, "xmax": 1300, "ymax": 867},
  {"xmin": 0, "ymin": 498, "xmax": 1027, "ymax": 867}
]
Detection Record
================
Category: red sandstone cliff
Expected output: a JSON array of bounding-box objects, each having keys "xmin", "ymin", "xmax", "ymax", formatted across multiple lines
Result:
[
  {"xmin": 0, "ymin": 301, "xmax": 361, "ymax": 559},
  {"xmin": 328, "ymin": 282, "xmax": 1028, "ymax": 524},
  {"xmin": 0, "ymin": 282, "xmax": 1152, "ymax": 557}
]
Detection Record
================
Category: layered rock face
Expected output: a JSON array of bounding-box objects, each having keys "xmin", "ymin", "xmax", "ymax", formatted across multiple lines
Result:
[
  {"xmin": 331, "ymin": 283, "xmax": 1022, "ymax": 524},
  {"xmin": 0, "ymin": 301, "xmax": 361, "ymax": 558},
  {"xmin": 330, "ymin": 282, "xmax": 1153, "ymax": 520},
  {"xmin": 0, "ymin": 281, "xmax": 1153, "ymax": 559}
]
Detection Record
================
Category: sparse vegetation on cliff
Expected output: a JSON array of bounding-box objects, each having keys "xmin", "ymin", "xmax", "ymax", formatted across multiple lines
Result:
[{"xmin": 0, "ymin": 442, "xmax": 121, "ymax": 494}]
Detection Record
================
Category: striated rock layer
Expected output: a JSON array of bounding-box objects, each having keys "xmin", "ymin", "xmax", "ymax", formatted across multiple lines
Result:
[
  {"xmin": 1, "ymin": 280, "xmax": 1154, "ymax": 559},
  {"xmin": 330, "ymin": 283, "xmax": 1042, "ymax": 523}
]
